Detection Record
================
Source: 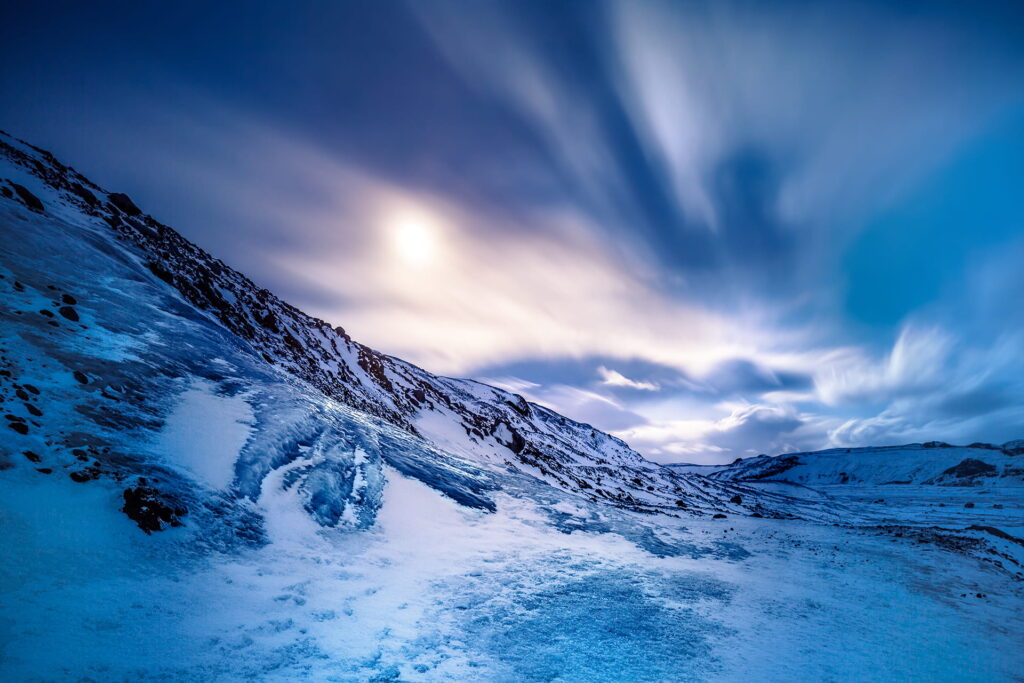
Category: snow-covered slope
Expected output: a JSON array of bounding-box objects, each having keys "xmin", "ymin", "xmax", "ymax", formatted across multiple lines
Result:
[
  {"xmin": 0, "ymin": 129, "xmax": 817, "ymax": 538},
  {"xmin": 668, "ymin": 442, "xmax": 1024, "ymax": 487}
]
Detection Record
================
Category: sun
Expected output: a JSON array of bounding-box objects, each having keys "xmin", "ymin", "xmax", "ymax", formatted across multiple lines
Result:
[{"xmin": 389, "ymin": 208, "xmax": 438, "ymax": 266}]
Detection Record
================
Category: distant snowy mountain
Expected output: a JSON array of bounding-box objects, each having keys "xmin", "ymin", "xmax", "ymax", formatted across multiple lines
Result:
[{"xmin": 668, "ymin": 441, "xmax": 1024, "ymax": 487}]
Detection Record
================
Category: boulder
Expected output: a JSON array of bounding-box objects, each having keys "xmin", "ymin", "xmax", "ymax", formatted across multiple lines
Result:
[
  {"xmin": 108, "ymin": 192, "xmax": 142, "ymax": 216},
  {"xmin": 10, "ymin": 183, "xmax": 44, "ymax": 211}
]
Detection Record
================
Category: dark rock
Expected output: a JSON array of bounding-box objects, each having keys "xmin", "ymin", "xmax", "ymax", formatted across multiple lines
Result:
[
  {"xmin": 411, "ymin": 388, "xmax": 426, "ymax": 404},
  {"xmin": 964, "ymin": 502, "xmax": 975, "ymax": 509},
  {"xmin": 39, "ymin": 309, "xmax": 54, "ymax": 318},
  {"xmin": 713, "ymin": 513, "xmax": 727, "ymax": 519},
  {"xmin": 69, "ymin": 469, "xmax": 98, "ymax": 483},
  {"xmin": 61, "ymin": 293, "xmax": 77, "ymax": 305},
  {"xmin": 108, "ymin": 192, "xmax": 141, "ymax": 216},
  {"xmin": 57, "ymin": 306, "xmax": 79, "ymax": 321},
  {"xmin": 941, "ymin": 458, "xmax": 997, "ymax": 479},
  {"xmin": 36, "ymin": 468, "xmax": 52, "ymax": 474},
  {"xmin": 258, "ymin": 311, "xmax": 279, "ymax": 331},
  {"xmin": 22, "ymin": 384, "xmax": 39, "ymax": 395},
  {"xmin": 73, "ymin": 370, "xmax": 89, "ymax": 384},
  {"xmin": 25, "ymin": 403, "xmax": 42, "ymax": 416},
  {"xmin": 146, "ymin": 261, "xmax": 175, "ymax": 284},
  {"xmin": 505, "ymin": 395, "xmax": 532, "ymax": 417},
  {"xmin": 10, "ymin": 183, "xmax": 44, "ymax": 212},
  {"xmin": 729, "ymin": 494, "xmax": 743, "ymax": 505},
  {"xmin": 69, "ymin": 182, "xmax": 97, "ymax": 205},
  {"xmin": 23, "ymin": 450, "xmax": 41, "ymax": 463},
  {"xmin": 750, "ymin": 512, "xmax": 763, "ymax": 518},
  {"xmin": 15, "ymin": 388, "xmax": 28, "ymax": 400},
  {"xmin": 7, "ymin": 422, "xmax": 28, "ymax": 435},
  {"xmin": 122, "ymin": 486, "xmax": 187, "ymax": 534}
]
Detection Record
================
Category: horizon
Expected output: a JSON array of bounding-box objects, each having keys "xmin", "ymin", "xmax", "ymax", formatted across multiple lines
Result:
[{"xmin": 4, "ymin": 0, "xmax": 1024, "ymax": 464}]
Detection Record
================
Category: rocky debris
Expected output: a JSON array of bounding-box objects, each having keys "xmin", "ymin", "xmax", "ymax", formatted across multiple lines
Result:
[
  {"xmin": 57, "ymin": 306, "xmax": 79, "ymax": 321},
  {"xmin": 69, "ymin": 467, "xmax": 101, "ymax": 483},
  {"xmin": 68, "ymin": 182, "xmax": 97, "ymax": 206},
  {"xmin": 73, "ymin": 370, "xmax": 89, "ymax": 384},
  {"xmin": 122, "ymin": 484, "xmax": 186, "ymax": 534},
  {"xmin": 108, "ymin": 192, "xmax": 141, "ymax": 216},
  {"xmin": 730, "ymin": 494, "xmax": 743, "ymax": 505},
  {"xmin": 9, "ymin": 182, "xmax": 44, "ymax": 212}
]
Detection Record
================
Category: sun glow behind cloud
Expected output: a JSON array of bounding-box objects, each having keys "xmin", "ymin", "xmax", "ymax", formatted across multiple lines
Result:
[{"xmin": 386, "ymin": 205, "xmax": 442, "ymax": 267}]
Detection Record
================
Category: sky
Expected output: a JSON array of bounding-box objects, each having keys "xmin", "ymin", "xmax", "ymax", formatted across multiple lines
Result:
[{"xmin": 3, "ymin": 1, "xmax": 1024, "ymax": 464}]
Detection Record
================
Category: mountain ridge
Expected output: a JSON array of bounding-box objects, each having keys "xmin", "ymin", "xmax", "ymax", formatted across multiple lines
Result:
[
  {"xmin": 0, "ymin": 129, "xmax": 790, "ymax": 521},
  {"xmin": 667, "ymin": 440, "xmax": 1024, "ymax": 486}
]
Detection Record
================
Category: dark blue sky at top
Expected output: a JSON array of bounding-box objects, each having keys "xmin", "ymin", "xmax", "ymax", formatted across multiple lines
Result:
[{"xmin": 3, "ymin": 0, "xmax": 1024, "ymax": 462}]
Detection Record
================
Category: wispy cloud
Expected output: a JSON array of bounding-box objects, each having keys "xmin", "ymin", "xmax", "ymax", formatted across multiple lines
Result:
[{"xmin": 597, "ymin": 366, "xmax": 659, "ymax": 392}]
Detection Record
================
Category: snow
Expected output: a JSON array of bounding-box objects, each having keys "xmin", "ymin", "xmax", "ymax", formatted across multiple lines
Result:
[
  {"xmin": 3, "ymin": 461, "xmax": 1021, "ymax": 681},
  {"xmin": 156, "ymin": 380, "xmax": 253, "ymax": 490}
]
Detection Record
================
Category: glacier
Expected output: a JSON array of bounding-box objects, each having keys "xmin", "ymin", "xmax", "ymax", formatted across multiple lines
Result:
[{"xmin": 1, "ymin": 131, "xmax": 1022, "ymax": 681}]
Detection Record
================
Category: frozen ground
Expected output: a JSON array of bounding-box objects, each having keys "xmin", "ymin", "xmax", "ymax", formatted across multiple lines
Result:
[{"xmin": 2, "ymin": 463, "xmax": 1022, "ymax": 681}]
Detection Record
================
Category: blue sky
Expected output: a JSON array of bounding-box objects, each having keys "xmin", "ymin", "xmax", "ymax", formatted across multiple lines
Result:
[{"xmin": 3, "ymin": 0, "xmax": 1024, "ymax": 463}]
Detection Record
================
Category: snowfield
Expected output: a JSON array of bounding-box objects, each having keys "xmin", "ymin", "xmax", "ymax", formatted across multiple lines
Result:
[{"xmin": 1, "ymin": 132, "xmax": 1022, "ymax": 681}]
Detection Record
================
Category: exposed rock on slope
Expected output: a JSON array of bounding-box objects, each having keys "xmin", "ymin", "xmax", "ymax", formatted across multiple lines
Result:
[{"xmin": 0, "ymin": 130, "xmax": 803, "ymax": 527}]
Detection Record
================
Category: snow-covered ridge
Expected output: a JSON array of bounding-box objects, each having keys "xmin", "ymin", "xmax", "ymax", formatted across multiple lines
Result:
[
  {"xmin": 0, "ymin": 130, "xmax": 802, "ymax": 524},
  {"xmin": 668, "ymin": 441, "xmax": 1024, "ymax": 486}
]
